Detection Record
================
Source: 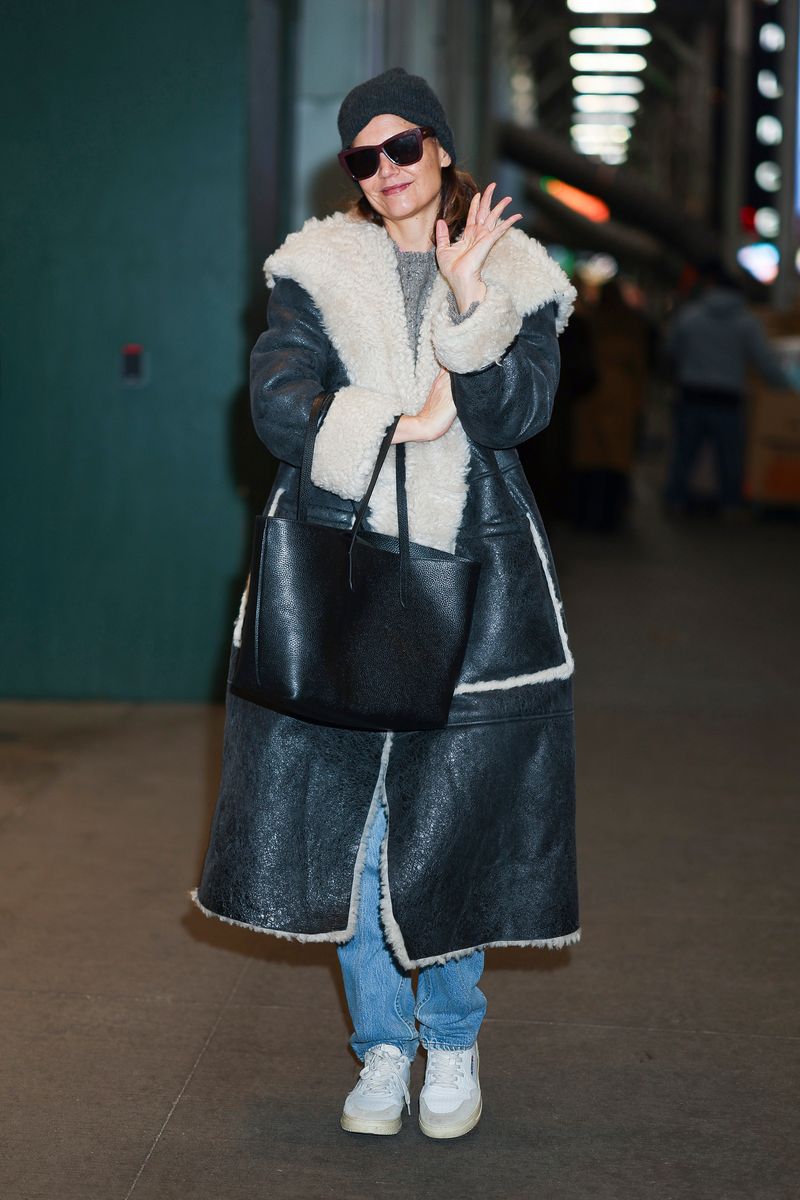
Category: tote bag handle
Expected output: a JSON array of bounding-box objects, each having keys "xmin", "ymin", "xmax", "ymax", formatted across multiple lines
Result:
[{"xmin": 296, "ymin": 391, "xmax": 410, "ymax": 605}]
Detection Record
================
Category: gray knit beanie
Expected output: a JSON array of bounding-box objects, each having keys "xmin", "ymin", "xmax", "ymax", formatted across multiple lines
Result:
[{"xmin": 338, "ymin": 67, "xmax": 456, "ymax": 165}]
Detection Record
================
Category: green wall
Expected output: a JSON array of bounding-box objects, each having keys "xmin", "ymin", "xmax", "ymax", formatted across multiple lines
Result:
[{"xmin": 1, "ymin": 1, "xmax": 252, "ymax": 699}]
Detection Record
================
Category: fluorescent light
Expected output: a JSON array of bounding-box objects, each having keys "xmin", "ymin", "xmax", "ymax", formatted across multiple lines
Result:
[
  {"xmin": 760, "ymin": 23, "xmax": 785, "ymax": 52},
  {"xmin": 571, "ymin": 123, "xmax": 631, "ymax": 143},
  {"xmin": 570, "ymin": 52, "xmax": 647, "ymax": 71},
  {"xmin": 570, "ymin": 27, "xmax": 651, "ymax": 45},
  {"xmin": 758, "ymin": 69, "xmax": 783, "ymax": 99},
  {"xmin": 568, "ymin": 0, "xmax": 655, "ymax": 11},
  {"xmin": 573, "ymin": 75, "xmax": 644, "ymax": 93},
  {"xmin": 737, "ymin": 242, "xmax": 779, "ymax": 285},
  {"xmin": 572, "ymin": 144, "xmax": 630, "ymax": 165},
  {"xmin": 755, "ymin": 161, "xmax": 781, "ymax": 192},
  {"xmin": 574, "ymin": 94, "xmax": 639, "ymax": 112},
  {"xmin": 756, "ymin": 115, "xmax": 783, "ymax": 145},
  {"xmin": 571, "ymin": 110, "xmax": 636, "ymax": 126},
  {"xmin": 754, "ymin": 207, "xmax": 780, "ymax": 238}
]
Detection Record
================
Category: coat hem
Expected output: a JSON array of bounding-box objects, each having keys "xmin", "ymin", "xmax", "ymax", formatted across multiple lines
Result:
[
  {"xmin": 189, "ymin": 731, "xmax": 395, "ymax": 950},
  {"xmin": 191, "ymin": 728, "xmax": 580, "ymax": 970},
  {"xmin": 409, "ymin": 927, "xmax": 581, "ymax": 968},
  {"xmin": 188, "ymin": 885, "xmax": 581, "ymax": 966},
  {"xmin": 189, "ymin": 888, "xmax": 352, "ymax": 944}
]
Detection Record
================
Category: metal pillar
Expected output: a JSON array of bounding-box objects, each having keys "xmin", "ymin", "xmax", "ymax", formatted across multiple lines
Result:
[
  {"xmin": 775, "ymin": 0, "xmax": 799, "ymax": 310},
  {"xmin": 722, "ymin": 0, "xmax": 751, "ymax": 274}
]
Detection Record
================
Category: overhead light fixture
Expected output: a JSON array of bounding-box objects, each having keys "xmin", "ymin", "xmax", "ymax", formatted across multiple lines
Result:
[
  {"xmin": 570, "ymin": 52, "xmax": 647, "ymax": 71},
  {"xmin": 574, "ymin": 94, "xmax": 639, "ymax": 112},
  {"xmin": 599, "ymin": 152, "xmax": 628, "ymax": 164},
  {"xmin": 754, "ymin": 207, "xmax": 780, "ymax": 238},
  {"xmin": 755, "ymin": 161, "xmax": 781, "ymax": 192},
  {"xmin": 573, "ymin": 75, "xmax": 644, "ymax": 93},
  {"xmin": 570, "ymin": 27, "xmax": 652, "ymax": 45},
  {"xmin": 571, "ymin": 123, "xmax": 631, "ymax": 143},
  {"xmin": 568, "ymin": 0, "xmax": 655, "ymax": 11},
  {"xmin": 756, "ymin": 115, "xmax": 783, "ymax": 145},
  {"xmin": 758, "ymin": 69, "xmax": 783, "ymax": 99},
  {"xmin": 760, "ymin": 23, "xmax": 785, "ymax": 53},
  {"xmin": 737, "ymin": 242, "xmax": 779, "ymax": 285},
  {"xmin": 571, "ymin": 110, "xmax": 636, "ymax": 126},
  {"xmin": 575, "ymin": 146, "xmax": 633, "ymax": 165}
]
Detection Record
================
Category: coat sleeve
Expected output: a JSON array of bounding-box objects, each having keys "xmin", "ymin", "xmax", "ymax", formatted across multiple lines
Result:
[
  {"xmin": 250, "ymin": 276, "xmax": 404, "ymax": 497},
  {"xmin": 431, "ymin": 287, "xmax": 561, "ymax": 448}
]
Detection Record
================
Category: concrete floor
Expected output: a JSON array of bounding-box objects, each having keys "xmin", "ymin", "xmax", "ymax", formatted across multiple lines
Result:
[{"xmin": 2, "ymin": 494, "xmax": 799, "ymax": 1199}]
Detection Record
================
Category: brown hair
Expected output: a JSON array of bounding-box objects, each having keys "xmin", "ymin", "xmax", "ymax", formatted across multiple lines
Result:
[{"xmin": 346, "ymin": 162, "xmax": 479, "ymax": 245}]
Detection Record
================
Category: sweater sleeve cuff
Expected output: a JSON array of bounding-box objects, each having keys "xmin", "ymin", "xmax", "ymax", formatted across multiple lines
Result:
[
  {"xmin": 310, "ymin": 385, "xmax": 401, "ymax": 500},
  {"xmin": 447, "ymin": 292, "xmax": 481, "ymax": 325},
  {"xmin": 433, "ymin": 281, "xmax": 523, "ymax": 373}
]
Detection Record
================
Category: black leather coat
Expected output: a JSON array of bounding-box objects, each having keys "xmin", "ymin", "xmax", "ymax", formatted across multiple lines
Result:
[{"xmin": 194, "ymin": 213, "xmax": 580, "ymax": 967}]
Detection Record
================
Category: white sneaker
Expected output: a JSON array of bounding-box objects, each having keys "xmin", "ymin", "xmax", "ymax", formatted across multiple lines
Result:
[
  {"xmin": 419, "ymin": 1042, "xmax": 482, "ymax": 1139},
  {"xmin": 340, "ymin": 1043, "xmax": 411, "ymax": 1135}
]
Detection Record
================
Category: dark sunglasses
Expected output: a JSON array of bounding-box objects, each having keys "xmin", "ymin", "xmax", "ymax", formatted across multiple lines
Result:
[{"xmin": 338, "ymin": 126, "xmax": 436, "ymax": 181}]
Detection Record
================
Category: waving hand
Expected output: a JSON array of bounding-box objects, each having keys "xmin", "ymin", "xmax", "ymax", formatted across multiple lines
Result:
[{"xmin": 435, "ymin": 182, "xmax": 522, "ymax": 312}]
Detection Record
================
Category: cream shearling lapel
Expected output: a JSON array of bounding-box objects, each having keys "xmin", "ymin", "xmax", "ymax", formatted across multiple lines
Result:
[
  {"xmin": 481, "ymin": 225, "xmax": 575, "ymax": 332},
  {"xmin": 265, "ymin": 212, "xmax": 471, "ymax": 552},
  {"xmin": 263, "ymin": 211, "xmax": 574, "ymax": 552}
]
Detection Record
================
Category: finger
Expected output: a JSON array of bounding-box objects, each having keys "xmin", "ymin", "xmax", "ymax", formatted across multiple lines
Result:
[
  {"xmin": 488, "ymin": 195, "xmax": 513, "ymax": 227},
  {"xmin": 477, "ymin": 181, "xmax": 497, "ymax": 223},
  {"xmin": 435, "ymin": 218, "xmax": 450, "ymax": 248},
  {"xmin": 465, "ymin": 190, "xmax": 481, "ymax": 229},
  {"xmin": 487, "ymin": 213, "xmax": 523, "ymax": 242}
]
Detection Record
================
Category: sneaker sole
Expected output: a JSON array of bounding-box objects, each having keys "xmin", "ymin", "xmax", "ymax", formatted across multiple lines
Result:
[
  {"xmin": 340, "ymin": 1112, "xmax": 403, "ymax": 1136},
  {"xmin": 419, "ymin": 1096, "xmax": 482, "ymax": 1140}
]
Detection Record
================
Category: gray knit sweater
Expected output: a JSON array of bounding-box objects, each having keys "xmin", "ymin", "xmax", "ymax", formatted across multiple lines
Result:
[{"xmin": 391, "ymin": 242, "xmax": 478, "ymax": 362}]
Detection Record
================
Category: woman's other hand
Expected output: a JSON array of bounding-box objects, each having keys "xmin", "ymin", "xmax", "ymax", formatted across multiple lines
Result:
[
  {"xmin": 392, "ymin": 368, "xmax": 456, "ymax": 443},
  {"xmin": 435, "ymin": 182, "xmax": 523, "ymax": 313}
]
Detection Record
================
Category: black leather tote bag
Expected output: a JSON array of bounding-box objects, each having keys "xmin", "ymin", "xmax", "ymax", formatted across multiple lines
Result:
[{"xmin": 231, "ymin": 391, "xmax": 481, "ymax": 731}]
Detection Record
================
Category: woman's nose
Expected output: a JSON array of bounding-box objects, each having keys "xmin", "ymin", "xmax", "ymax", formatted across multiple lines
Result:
[{"xmin": 378, "ymin": 150, "xmax": 400, "ymax": 175}]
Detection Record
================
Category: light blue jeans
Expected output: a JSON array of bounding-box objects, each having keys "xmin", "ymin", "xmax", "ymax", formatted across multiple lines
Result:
[{"xmin": 336, "ymin": 802, "xmax": 487, "ymax": 1062}]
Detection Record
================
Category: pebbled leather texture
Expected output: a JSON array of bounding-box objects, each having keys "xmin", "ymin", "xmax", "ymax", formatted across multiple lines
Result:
[
  {"xmin": 197, "ymin": 669, "xmax": 578, "ymax": 963},
  {"xmin": 252, "ymin": 280, "xmax": 572, "ymax": 725},
  {"xmin": 231, "ymin": 515, "xmax": 481, "ymax": 730},
  {"xmin": 195, "ymin": 275, "xmax": 579, "ymax": 963}
]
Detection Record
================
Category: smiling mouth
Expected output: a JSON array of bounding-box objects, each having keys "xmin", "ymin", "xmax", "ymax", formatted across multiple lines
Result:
[{"xmin": 382, "ymin": 182, "xmax": 410, "ymax": 194}]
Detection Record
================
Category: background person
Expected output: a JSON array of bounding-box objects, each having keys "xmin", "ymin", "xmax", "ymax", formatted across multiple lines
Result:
[
  {"xmin": 664, "ymin": 261, "xmax": 795, "ymax": 514},
  {"xmin": 571, "ymin": 277, "xmax": 651, "ymax": 532}
]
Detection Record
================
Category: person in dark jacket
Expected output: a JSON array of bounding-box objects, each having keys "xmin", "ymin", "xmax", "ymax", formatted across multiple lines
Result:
[
  {"xmin": 571, "ymin": 277, "xmax": 651, "ymax": 531},
  {"xmin": 664, "ymin": 262, "xmax": 794, "ymax": 513},
  {"xmin": 192, "ymin": 68, "xmax": 579, "ymax": 1140}
]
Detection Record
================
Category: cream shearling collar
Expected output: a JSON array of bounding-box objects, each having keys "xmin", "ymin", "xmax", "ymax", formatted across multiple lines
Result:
[{"xmin": 263, "ymin": 211, "xmax": 574, "ymax": 551}]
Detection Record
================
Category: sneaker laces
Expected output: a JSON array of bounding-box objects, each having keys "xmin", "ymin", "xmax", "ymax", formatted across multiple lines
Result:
[
  {"xmin": 358, "ymin": 1046, "xmax": 411, "ymax": 1112},
  {"xmin": 426, "ymin": 1048, "xmax": 469, "ymax": 1091}
]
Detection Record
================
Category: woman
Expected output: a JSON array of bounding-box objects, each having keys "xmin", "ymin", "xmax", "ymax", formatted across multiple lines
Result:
[{"xmin": 193, "ymin": 68, "xmax": 579, "ymax": 1140}]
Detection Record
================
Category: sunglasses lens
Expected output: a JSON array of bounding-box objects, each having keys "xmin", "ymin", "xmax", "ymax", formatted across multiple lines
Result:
[
  {"xmin": 385, "ymin": 130, "xmax": 423, "ymax": 166},
  {"xmin": 344, "ymin": 147, "xmax": 380, "ymax": 180}
]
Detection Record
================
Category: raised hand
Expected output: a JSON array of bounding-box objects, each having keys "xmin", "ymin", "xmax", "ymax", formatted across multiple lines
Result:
[{"xmin": 435, "ymin": 182, "xmax": 523, "ymax": 312}]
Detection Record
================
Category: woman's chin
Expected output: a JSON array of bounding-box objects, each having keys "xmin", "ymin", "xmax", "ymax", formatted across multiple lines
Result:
[{"xmin": 375, "ymin": 194, "xmax": 435, "ymax": 223}]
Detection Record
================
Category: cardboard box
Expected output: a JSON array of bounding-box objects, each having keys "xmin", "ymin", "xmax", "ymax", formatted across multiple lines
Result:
[{"xmin": 745, "ymin": 334, "xmax": 800, "ymax": 505}]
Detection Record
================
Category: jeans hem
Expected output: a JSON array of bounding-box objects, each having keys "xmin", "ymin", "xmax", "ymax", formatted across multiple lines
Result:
[
  {"xmin": 421, "ymin": 1038, "xmax": 477, "ymax": 1052},
  {"xmin": 353, "ymin": 1038, "xmax": 419, "ymax": 1063}
]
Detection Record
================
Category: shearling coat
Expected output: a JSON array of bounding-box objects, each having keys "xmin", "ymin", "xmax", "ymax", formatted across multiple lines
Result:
[{"xmin": 193, "ymin": 210, "xmax": 580, "ymax": 968}]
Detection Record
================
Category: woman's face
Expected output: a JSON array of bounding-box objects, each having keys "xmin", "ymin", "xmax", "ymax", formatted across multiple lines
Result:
[{"xmin": 351, "ymin": 114, "xmax": 451, "ymax": 225}]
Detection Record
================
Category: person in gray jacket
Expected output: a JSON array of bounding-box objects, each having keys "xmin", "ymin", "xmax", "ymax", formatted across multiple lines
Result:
[{"xmin": 664, "ymin": 262, "xmax": 794, "ymax": 512}]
